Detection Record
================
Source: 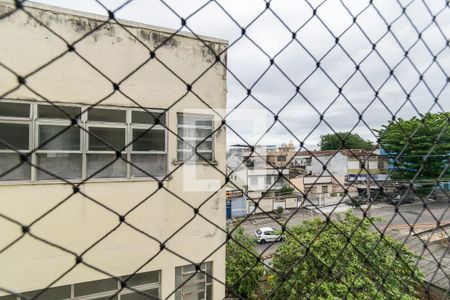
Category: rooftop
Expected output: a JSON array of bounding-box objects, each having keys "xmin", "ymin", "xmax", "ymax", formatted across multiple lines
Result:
[
  {"xmin": 2, "ymin": 0, "xmax": 228, "ymax": 45},
  {"xmin": 259, "ymin": 227, "xmax": 275, "ymax": 232},
  {"xmin": 390, "ymin": 231, "xmax": 450, "ymax": 292}
]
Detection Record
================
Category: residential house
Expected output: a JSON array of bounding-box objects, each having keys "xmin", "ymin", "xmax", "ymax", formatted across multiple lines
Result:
[
  {"xmin": 247, "ymin": 167, "xmax": 289, "ymax": 198},
  {"xmin": 228, "ymin": 145, "xmax": 246, "ymax": 158},
  {"xmin": 228, "ymin": 145, "xmax": 294, "ymax": 214},
  {"xmin": 290, "ymin": 176, "xmax": 347, "ymax": 206},
  {"xmin": 0, "ymin": 2, "xmax": 227, "ymax": 300},
  {"xmin": 226, "ymin": 153, "xmax": 248, "ymax": 192},
  {"xmin": 241, "ymin": 141, "xmax": 297, "ymax": 168},
  {"xmin": 294, "ymin": 149, "xmax": 389, "ymax": 184},
  {"xmin": 272, "ymin": 141, "xmax": 297, "ymax": 167},
  {"xmin": 288, "ymin": 149, "xmax": 390, "ymax": 205},
  {"xmin": 226, "ymin": 154, "xmax": 249, "ymax": 219}
]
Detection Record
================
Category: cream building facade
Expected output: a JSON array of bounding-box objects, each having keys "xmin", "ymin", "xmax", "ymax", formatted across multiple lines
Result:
[{"xmin": 0, "ymin": 1, "xmax": 227, "ymax": 299}]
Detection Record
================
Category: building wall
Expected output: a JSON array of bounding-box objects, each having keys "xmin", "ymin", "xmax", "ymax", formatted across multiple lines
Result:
[
  {"xmin": 290, "ymin": 175, "xmax": 346, "ymax": 207},
  {"xmin": 228, "ymin": 166, "xmax": 248, "ymax": 191},
  {"xmin": 310, "ymin": 153, "xmax": 348, "ymax": 177},
  {"xmin": 240, "ymin": 143, "xmax": 296, "ymax": 168},
  {"xmin": 347, "ymin": 158, "xmax": 388, "ymax": 175},
  {"xmin": 347, "ymin": 160, "xmax": 360, "ymax": 170},
  {"xmin": 247, "ymin": 168, "xmax": 289, "ymax": 192},
  {"xmin": 226, "ymin": 155, "xmax": 248, "ymax": 191},
  {"xmin": 229, "ymin": 195, "xmax": 247, "ymax": 218},
  {"xmin": 0, "ymin": 2, "xmax": 227, "ymax": 299},
  {"xmin": 290, "ymin": 177, "xmax": 304, "ymax": 194},
  {"xmin": 368, "ymin": 160, "xmax": 378, "ymax": 169}
]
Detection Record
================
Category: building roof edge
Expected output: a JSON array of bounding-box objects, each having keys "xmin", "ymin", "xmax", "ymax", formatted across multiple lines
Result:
[{"xmin": 1, "ymin": 0, "xmax": 229, "ymax": 45}]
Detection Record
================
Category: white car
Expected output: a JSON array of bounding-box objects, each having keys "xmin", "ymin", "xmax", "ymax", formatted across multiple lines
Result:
[{"xmin": 255, "ymin": 227, "xmax": 283, "ymax": 244}]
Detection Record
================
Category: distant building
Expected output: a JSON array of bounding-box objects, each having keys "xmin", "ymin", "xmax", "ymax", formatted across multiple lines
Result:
[
  {"xmin": 247, "ymin": 167, "xmax": 290, "ymax": 198},
  {"xmin": 227, "ymin": 143, "xmax": 295, "ymax": 198},
  {"xmin": 228, "ymin": 145, "xmax": 247, "ymax": 158},
  {"xmin": 293, "ymin": 149, "xmax": 389, "ymax": 183},
  {"xmin": 226, "ymin": 154, "xmax": 249, "ymax": 192},
  {"xmin": 241, "ymin": 141, "xmax": 297, "ymax": 168},
  {"xmin": 290, "ymin": 175, "xmax": 349, "ymax": 206},
  {"xmin": 227, "ymin": 144, "xmax": 296, "ymax": 214}
]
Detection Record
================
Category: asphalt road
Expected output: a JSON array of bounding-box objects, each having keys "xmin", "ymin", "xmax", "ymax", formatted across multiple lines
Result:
[{"xmin": 236, "ymin": 201, "xmax": 450, "ymax": 255}]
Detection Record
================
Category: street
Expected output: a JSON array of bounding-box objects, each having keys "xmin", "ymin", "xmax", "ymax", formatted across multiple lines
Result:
[{"xmin": 235, "ymin": 202, "xmax": 450, "ymax": 255}]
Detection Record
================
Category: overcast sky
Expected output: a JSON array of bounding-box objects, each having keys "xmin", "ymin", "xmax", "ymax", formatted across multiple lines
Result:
[{"xmin": 32, "ymin": 0, "xmax": 450, "ymax": 149}]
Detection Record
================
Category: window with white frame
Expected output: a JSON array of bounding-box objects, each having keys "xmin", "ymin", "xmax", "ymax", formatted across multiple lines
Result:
[
  {"xmin": 130, "ymin": 110, "xmax": 167, "ymax": 178},
  {"xmin": 0, "ymin": 270, "xmax": 161, "ymax": 300},
  {"xmin": 86, "ymin": 108, "xmax": 128, "ymax": 179},
  {"xmin": 0, "ymin": 102, "xmax": 31, "ymax": 181},
  {"xmin": 175, "ymin": 262, "xmax": 213, "ymax": 300},
  {"xmin": 36, "ymin": 104, "xmax": 82, "ymax": 180},
  {"xmin": 0, "ymin": 101, "xmax": 167, "ymax": 181},
  {"xmin": 177, "ymin": 114, "xmax": 214, "ymax": 162}
]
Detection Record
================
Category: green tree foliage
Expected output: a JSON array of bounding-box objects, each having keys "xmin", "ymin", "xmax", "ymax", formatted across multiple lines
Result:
[
  {"xmin": 279, "ymin": 184, "xmax": 294, "ymax": 195},
  {"xmin": 319, "ymin": 132, "xmax": 373, "ymax": 151},
  {"xmin": 378, "ymin": 112, "xmax": 450, "ymax": 179},
  {"xmin": 226, "ymin": 227, "xmax": 264, "ymax": 299},
  {"xmin": 269, "ymin": 213, "xmax": 423, "ymax": 299}
]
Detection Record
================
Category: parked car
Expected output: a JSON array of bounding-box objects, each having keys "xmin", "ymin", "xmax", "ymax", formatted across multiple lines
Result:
[
  {"xmin": 344, "ymin": 196, "xmax": 367, "ymax": 207},
  {"xmin": 345, "ymin": 174, "xmax": 368, "ymax": 183},
  {"xmin": 255, "ymin": 227, "xmax": 283, "ymax": 244},
  {"xmin": 386, "ymin": 194, "xmax": 414, "ymax": 205}
]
